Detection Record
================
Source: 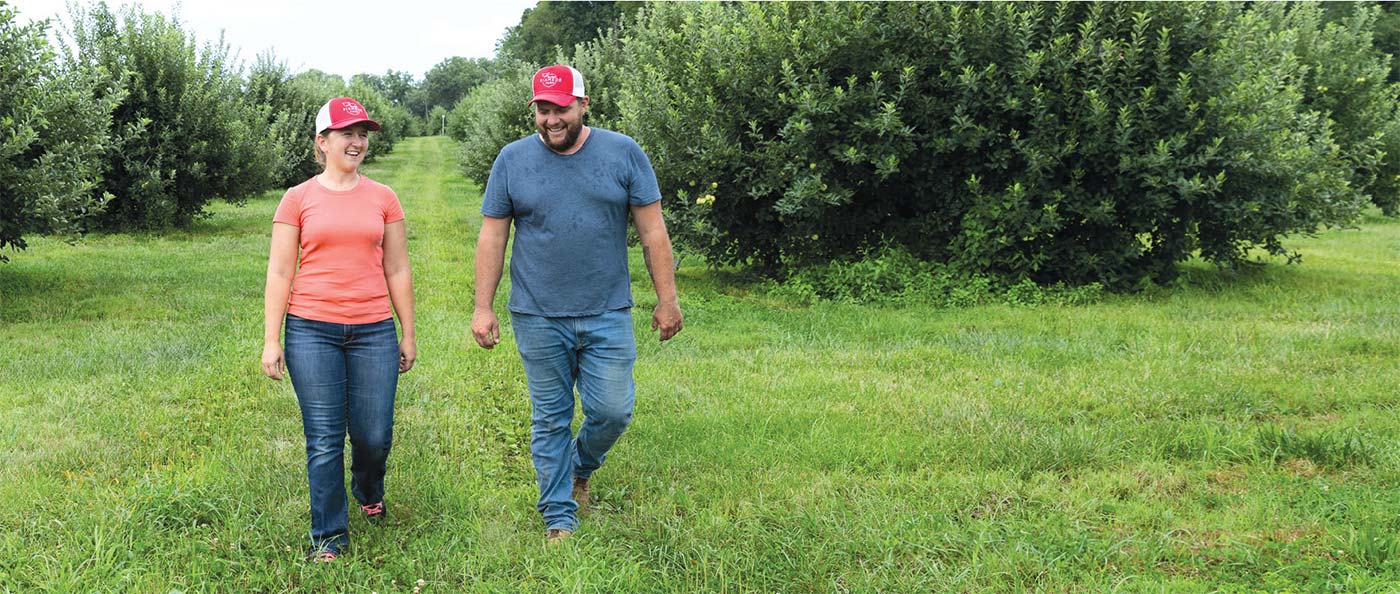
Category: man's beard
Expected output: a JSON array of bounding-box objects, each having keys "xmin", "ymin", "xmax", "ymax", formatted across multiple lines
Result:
[{"xmin": 538, "ymin": 120, "xmax": 582, "ymax": 153}]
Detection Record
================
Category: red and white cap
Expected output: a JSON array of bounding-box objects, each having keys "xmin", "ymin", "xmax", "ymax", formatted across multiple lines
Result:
[
  {"xmin": 529, "ymin": 64, "xmax": 585, "ymax": 106},
  {"xmin": 316, "ymin": 97, "xmax": 381, "ymax": 134}
]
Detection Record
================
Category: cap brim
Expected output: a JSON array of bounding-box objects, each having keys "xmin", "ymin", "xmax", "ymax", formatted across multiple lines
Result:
[
  {"xmin": 323, "ymin": 118, "xmax": 382, "ymax": 132},
  {"xmin": 529, "ymin": 92, "xmax": 578, "ymax": 107}
]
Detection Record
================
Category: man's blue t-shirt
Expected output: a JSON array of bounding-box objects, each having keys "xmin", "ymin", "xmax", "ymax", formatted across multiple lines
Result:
[{"xmin": 481, "ymin": 128, "xmax": 662, "ymax": 317}]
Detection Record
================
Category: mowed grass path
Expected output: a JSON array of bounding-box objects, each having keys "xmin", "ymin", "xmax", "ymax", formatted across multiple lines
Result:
[{"xmin": 3, "ymin": 136, "xmax": 1400, "ymax": 592}]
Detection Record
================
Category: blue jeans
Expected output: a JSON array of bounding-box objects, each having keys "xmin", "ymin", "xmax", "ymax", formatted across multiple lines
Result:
[
  {"xmin": 511, "ymin": 309, "xmax": 636, "ymax": 532},
  {"xmin": 284, "ymin": 314, "xmax": 399, "ymax": 554}
]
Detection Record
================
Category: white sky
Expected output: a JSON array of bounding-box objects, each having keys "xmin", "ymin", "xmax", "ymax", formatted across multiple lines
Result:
[{"xmin": 9, "ymin": 0, "xmax": 539, "ymax": 80}]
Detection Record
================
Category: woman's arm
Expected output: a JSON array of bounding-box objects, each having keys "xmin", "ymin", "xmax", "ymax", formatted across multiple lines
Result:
[
  {"xmin": 262, "ymin": 222, "xmax": 300, "ymax": 380},
  {"xmin": 383, "ymin": 219, "xmax": 416, "ymax": 373}
]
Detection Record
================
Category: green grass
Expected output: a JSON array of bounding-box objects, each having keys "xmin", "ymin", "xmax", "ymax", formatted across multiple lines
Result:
[{"xmin": 3, "ymin": 136, "xmax": 1400, "ymax": 592}]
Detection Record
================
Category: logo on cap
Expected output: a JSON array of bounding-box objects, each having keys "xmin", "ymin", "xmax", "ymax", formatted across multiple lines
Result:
[
  {"xmin": 539, "ymin": 72, "xmax": 561, "ymax": 88},
  {"xmin": 342, "ymin": 101, "xmax": 363, "ymax": 116}
]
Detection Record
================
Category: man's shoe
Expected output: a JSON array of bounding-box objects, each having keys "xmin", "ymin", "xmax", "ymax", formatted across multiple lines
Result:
[
  {"xmin": 572, "ymin": 476, "xmax": 590, "ymax": 514},
  {"xmin": 545, "ymin": 528, "xmax": 573, "ymax": 544},
  {"xmin": 361, "ymin": 501, "xmax": 385, "ymax": 521}
]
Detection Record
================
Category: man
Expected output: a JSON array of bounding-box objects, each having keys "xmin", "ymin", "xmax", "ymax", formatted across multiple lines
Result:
[{"xmin": 470, "ymin": 64, "xmax": 683, "ymax": 543}]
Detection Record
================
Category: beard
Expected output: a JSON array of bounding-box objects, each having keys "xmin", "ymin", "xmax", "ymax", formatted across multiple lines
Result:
[{"xmin": 538, "ymin": 120, "xmax": 583, "ymax": 153}]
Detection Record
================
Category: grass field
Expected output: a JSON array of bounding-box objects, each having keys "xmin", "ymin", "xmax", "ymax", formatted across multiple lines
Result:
[{"xmin": 3, "ymin": 136, "xmax": 1400, "ymax": 592}]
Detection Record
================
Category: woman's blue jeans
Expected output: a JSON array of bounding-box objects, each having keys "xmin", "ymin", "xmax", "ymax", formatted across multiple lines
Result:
[
  {"xmin": 511, "ymin": 309, "xmax": 636, "ymax": 532},
  {"xmin": 284, "ymin": 314, "xmax": 399, "ymax": 554}
]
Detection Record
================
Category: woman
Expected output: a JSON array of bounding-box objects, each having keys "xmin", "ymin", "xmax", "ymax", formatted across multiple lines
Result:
[{"xmin": 261, "ymin": 97, "xmax": 416, "ymax": 562}]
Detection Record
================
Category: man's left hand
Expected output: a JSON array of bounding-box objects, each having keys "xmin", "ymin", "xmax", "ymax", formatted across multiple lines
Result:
[{"xmin": 652, "ymin": 300, "xmax": 683, "ymax": 341}]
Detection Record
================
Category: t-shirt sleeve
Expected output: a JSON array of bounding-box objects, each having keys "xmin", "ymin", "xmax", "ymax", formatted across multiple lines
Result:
[
  {"xmin": 481, "ymin": 151, "xmax": 514, "ymax": 218},
  {"xmin": 626, "ymin": 140, "xmax": 662, "ymax": 206},
  {"xmin": 382, "ymin": 187, "xmax": 405, "ymax": 224},
  {"xmin": 273, "ymin": 186, "xmax": 303, "ymax": 226}
]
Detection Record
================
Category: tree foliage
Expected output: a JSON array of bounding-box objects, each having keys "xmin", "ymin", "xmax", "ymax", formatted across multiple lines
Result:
[
  {"xmin": 448, "ymin": 61, "xmax": 535, "ymax": 188},
  {"xmin": 1323, "ymin": 1, "xmax": 1400, "ymax": 83},
  {"xmin": 67, "ymin": 2, "xmax": 273, "ymax": 230},
  {"xmin": 0, "ymin": 5, "xmax": 119, "ymax": 259},
  {"xmin": 244, "ymin": 62, "xmax": 415, "ymax": 188},
  {"xmin": 245, "ymin": 53, "xmax": 319, "ymax": 188},
  {"xmin": 353, "ymin": 69, "xmax": 428, "ymax": 135},
  {"xmin": 1289, "ymin": 3, "xmax": 1400, "ymax": 215},
  {"xmin": 537, "ymin": 1, "xmax": 1396, "ymax": 287},
  {"xmin": 497, "ymin": 1, "xmax": 641, "ymax": 67},
  {"xmin": 351, "ymin": 70, "xmax": 415, "ymax": 108},
  {"xmin": 423, "ymin": 56, "xmax": 495, "ymax": 113}
]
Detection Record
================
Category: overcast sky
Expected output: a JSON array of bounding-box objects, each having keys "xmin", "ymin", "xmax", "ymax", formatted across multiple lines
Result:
[{"xmin": 9, "ymin": 0, "xmax": 539, "ymax": 80}]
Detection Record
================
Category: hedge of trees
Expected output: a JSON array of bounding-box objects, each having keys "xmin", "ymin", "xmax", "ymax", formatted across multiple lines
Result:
[
  {"xmin": 455, "ymin": 1, "xmax": 1400, "ymax": 288},
  {"xmin": 0, "ymin": 3, "xmax": 118, "ymax": 260},
  {"xmin": 67, "ymin": 3, "xmax": 277, "ymax": 229},
  {"xmin": 9, "ymin": 0, "xmax": 1400, "ymax": 289},
  {"xmin": 0, "ymin": 2, "xmax": 418, "ymax": 257}
]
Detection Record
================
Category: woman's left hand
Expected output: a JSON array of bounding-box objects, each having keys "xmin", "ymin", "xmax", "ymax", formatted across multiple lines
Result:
[
  {"xmin": 398, "ymin": 337, "xmax": 417, "ymax": 373},
  {"xmin": 262, "ymin": 342, "xmax": 286, "ymax": 380}
]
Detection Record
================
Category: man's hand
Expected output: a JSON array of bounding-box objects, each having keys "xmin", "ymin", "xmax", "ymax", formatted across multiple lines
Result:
[
  {"xmin": 652, "ymin": 300, "xmax": 683, "ymax": 341},
  {"xmin": 472, "ymin": 308, "xmax": 502, "ymax": 349}
]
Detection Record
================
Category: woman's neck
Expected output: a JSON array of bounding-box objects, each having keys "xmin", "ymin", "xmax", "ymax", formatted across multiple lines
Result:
[{"xmin": 317, "ymin": 168, "xmax": 360, "ymax": 191}]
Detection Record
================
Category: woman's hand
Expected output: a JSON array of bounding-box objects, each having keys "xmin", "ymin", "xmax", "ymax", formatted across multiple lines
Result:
[
  {"xmin": 262, "ymin": 342, "xmax": 286, "ymax": 380},
  {"xmin": 399, "ymin": 336, "xmax": 417, "ymax": 373}
]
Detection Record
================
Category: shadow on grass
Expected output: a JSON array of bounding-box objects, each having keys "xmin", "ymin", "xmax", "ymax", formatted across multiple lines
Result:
[
  {"xmin": 675, "ymin": 264, "xmax": 767, "ymax": 296},
  {"xmin": 1171, "ymin": 258, "xmax": 1300, "ymax": 292},
  {"xmin": 678, "ymin": 252, "xmax": 1383, "ymax": 309},
  {"xmin": 1170, "ymin": 252, "xmax": 1398, "ymax": 302},
  {"xmin": 179, "ymin": 194, "xmax": 280, "ymax": 239}
]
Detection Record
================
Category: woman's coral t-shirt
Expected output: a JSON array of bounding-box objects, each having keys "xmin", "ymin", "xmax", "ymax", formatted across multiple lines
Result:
[{"xmin": 273, "ymin": 176, "xmax": 405, "ymax": 325}]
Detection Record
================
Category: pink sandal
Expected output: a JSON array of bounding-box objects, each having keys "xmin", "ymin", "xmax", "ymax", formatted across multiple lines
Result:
[{"xmin": 361, "ymin": 501, "xmax": 385, "ymax": 520}]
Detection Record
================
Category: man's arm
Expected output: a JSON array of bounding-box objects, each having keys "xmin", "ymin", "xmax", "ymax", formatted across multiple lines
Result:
[
  {"xmin": 631, "ymin": 201, "xmax": 683, "ymax": 341},
  {"xmin": 471, "ymin": 215, "xmax": 512, "ymax": 349}
]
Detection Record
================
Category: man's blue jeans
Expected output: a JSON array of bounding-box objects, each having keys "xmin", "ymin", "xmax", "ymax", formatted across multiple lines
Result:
[
  {"xmin": 284, "ymin": 314, "xmax": 399, "ymax": 554},
  {"xmin": 511, "ymin": 309, "xmax": 636, "ymax": 532}
]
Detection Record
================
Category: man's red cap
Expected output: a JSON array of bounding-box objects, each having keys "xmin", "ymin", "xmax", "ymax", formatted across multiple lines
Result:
[{"xmin": 530, "ymin": 64, "xmax": 585, "ymax": 106}]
